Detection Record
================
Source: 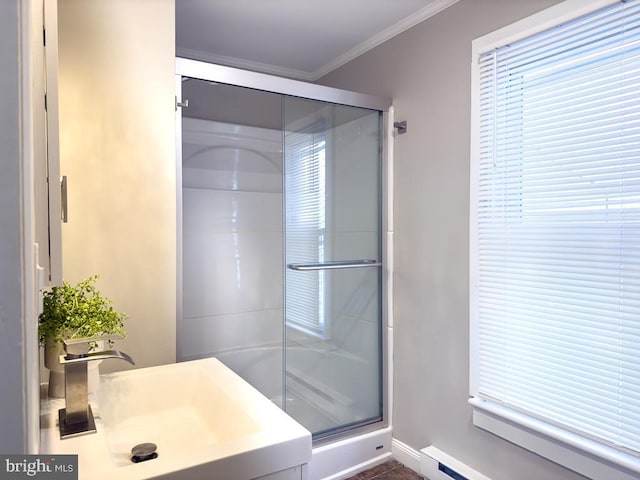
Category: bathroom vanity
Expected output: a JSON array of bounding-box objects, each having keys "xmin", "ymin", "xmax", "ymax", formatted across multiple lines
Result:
[{"xmin": 40, "ymin": 358, "xmax": 311, "ymax": 480}]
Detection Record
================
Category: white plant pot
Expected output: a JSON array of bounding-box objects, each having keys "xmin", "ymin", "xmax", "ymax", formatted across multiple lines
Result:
[{"xmin": 44, "ymin": 337, "xmax": 103, "ymax": 398}]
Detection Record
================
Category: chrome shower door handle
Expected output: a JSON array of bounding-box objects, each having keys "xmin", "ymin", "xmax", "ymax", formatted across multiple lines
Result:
[{"xmin": 287, "ymin": 259, "xmax": 381, "ymax": 271}]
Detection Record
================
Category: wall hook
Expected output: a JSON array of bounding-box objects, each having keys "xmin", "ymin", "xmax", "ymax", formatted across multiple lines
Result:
[{"xmin": 394, "ymin": 121, "xmax": 407, "ymax": 134}]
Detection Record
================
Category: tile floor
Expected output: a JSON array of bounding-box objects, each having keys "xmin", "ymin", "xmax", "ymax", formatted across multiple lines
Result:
[{"xmin": 345, "ymin": 459, "xmax": 423, "ymax": 479}]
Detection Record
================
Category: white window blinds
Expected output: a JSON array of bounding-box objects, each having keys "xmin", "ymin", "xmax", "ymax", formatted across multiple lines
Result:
[
  {"xmin": 471, "ymin": 0, "xmax": 640, "ymax": 460},
  {"xmin": 284, "ymin": 128, "xmax": 327, "ymax": 335}
]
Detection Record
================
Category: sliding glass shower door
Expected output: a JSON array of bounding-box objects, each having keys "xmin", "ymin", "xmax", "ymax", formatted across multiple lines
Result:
[
  {"xmin": 283, "ymin": 97, "xmax": 383, "ymax": 438},
  {"xmin": 177, "ymin": 58, "xmax": 389, "ymax": 441}
]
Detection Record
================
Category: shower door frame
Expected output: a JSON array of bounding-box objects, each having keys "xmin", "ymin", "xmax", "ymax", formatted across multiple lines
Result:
[{"xmin": 175, "ymin": 57, "xmax": 393, "ymax": 443}]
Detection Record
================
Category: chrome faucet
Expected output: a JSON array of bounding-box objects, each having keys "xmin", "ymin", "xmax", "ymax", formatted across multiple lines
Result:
[{"xmin": 58, "ymin": 337, "xmax": 134, "ymax": 439}]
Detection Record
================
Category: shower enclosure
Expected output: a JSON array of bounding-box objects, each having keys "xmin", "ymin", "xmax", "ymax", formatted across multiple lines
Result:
[{"xmin": 176, "ymin": 59, "xmax": 389, "ymax": 441}]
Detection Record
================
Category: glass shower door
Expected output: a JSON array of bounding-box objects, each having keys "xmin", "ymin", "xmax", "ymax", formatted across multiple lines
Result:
[{"xmin": 283, "ymin": 96, "xmax": 383, "ymax": 438}]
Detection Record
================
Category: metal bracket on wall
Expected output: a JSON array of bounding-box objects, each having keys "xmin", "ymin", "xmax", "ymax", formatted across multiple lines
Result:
[
  {"xmin": 394, "ymin": 121, "xmax": 407, "ymax": 134},
  {"xmin": 175, "ymin": 97, "xmax": 189, "ymax": 111}
]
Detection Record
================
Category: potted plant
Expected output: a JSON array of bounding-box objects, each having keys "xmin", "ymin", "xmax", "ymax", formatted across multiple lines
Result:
[{"xmin": 39, "ymin": 275, "xmax": 127, "ymax": 397}]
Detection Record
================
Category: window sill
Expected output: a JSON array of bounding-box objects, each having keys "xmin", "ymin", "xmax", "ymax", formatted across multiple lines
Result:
[{"xmin": 469, "ymin": 397, "xmax": 640, "ymax": 480}]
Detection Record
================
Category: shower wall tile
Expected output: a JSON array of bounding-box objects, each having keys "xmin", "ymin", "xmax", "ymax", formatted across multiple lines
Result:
[
  {"xmin": 182, "ymin": 231, "xmax": 283, "ymax": 318},
  {"xmin": 183, "ymin": 168, "xmax": 282, "ymax": 193},
  {"xmin": 215, "ymin": 346, "xmax": 283, "ymax": 401},
  {"xmin": 182, "ymin": 140, "xmax": 281, "ymax": 175},
  {"xmin": 182, "ymin": 117, "xmax": 282, "ymax": 192},
  {"xmin": 180, "ymin": 120, "xmax": 285, "ymax": 402},
  {"xmin": 181, "ymin": 308, "xmax": 283, "ymax": 358},
  {"xmin": 181, "ymin": 309, "xmax": 283, "ymax": 401},
  {"xmin": 183, "ymin": 188, "xmax": 282, "ymax": 234}
]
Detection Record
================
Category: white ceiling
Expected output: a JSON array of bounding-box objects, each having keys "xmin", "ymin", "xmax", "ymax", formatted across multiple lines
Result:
[{"xmin": 176, "ymin": 0, "xmax": 459, "ymax": 81}]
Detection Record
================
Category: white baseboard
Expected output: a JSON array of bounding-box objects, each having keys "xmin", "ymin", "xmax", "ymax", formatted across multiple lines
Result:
[
  {"xmin": 310, "ymin": 427, "xmax": 393, "ymax": 480},
  {"xmin": 391, "ymin": 438, "xmax": 421, "ymax": 474},
  {"xmin": 322, "ymin": 452, "xmax": 393, "ymax": 480}
]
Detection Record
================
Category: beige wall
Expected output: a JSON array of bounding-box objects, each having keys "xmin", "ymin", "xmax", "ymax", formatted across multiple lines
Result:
[
  {"xmin": 319, "ymin": 1, "xmax": 588, "ymax": 480},
  {"xmin": 58, "ymin": 0, "xmax": 176, "ymax": 371}
]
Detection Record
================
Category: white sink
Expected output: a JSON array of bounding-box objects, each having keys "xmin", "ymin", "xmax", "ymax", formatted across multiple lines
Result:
[
  {"xmin": 98, "ymin": 359, "xmax": 264, "ymax": 466},
  {"xmin": 40, "ymin": 358, "xmax": 311, "ymax": 480}
]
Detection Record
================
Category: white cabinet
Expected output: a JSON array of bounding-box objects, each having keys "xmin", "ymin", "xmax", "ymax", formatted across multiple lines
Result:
[
  {"xmin": 35, "ymin": 0, "xmax": 62, "ymax": 286},
  {"xmin": 254, "ymin": 464, "xmax": 309, "ymax": 480}
]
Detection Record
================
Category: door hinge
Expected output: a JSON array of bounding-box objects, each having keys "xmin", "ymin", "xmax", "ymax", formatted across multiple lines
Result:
[
  {"xmin": 43, "ymin": 26, "xmax": 46, "ymax": 46},
  {"xmin": 44, "ymin": 93, "xmax": 47, "ymax": 112}
]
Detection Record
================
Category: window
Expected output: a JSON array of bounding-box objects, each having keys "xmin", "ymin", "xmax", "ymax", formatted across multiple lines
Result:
[
  {"xmin": 470, "ymin": 1, "xmax": 640, "ymax": 478},
  {"xmin": 285, "ymin": 125, "xmax": 328, "ymax": 336}
]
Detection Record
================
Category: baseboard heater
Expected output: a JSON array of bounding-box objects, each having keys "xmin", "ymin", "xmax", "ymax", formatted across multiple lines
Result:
[{"xmin": 420, "ymin": 446, "xmax": 493, "ymax": 480}]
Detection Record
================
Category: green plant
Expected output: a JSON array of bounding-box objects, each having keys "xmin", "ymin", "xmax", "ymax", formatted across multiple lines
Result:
[{"xmin": 39, "ymin": 275, "xmax": 127, "ymax": 349}]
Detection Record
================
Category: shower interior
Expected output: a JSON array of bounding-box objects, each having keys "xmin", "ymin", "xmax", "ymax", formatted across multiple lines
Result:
[{"xmin": 178, "ymin": 78, "xmax": 384, "ymax": 439}]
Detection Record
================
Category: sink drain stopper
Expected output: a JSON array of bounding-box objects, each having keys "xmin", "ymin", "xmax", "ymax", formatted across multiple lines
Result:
[{"xmin": 131, "ymin": 442, "xmax": 158, "ymax": 463}]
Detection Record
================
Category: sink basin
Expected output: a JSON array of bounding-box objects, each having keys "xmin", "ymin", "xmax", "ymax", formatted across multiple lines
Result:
[
  {"xmin": 41, "ymin": 358, "xmax": 311, "ymax": 480},
  {"xmin": 98, "ymin": 359, "xmax": 263, "ymax": 467},
  {"xmin": 96, "ymin": 358, "xmax": 311, "ymax": 479}
]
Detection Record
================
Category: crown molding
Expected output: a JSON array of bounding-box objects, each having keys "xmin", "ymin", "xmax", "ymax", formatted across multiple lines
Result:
[
  {"xmin": 176, "ymin": 47, "xmax": 316, "ymax": 82},
  {"xmin": 177, "ymin": 0, "xmax": 460, "ymax": 83},
  {"xmin": 311, "ymin": 0, "xmax": 461, "ymax": 80}
]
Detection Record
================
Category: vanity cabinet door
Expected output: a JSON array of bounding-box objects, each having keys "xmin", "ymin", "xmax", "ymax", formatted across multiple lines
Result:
[{"xmin": 36, "ymin": 0, "xmax": 62, "ymax": 286}]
